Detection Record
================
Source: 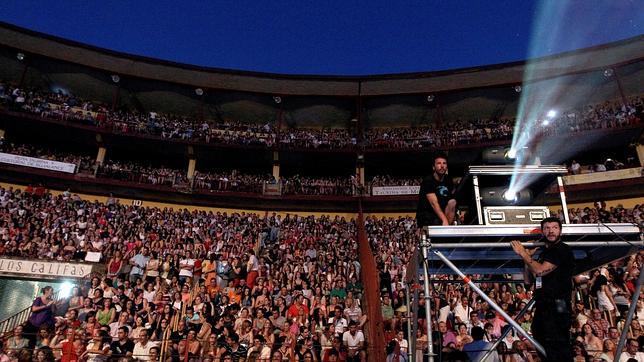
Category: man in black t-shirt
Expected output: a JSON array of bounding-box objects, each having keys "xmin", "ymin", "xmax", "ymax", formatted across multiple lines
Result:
[
  {"xmin": 169, "ymin": 319, "xmax": 188, "ymax": 359},
  {"xmin": 110, "ymin": 326, "xmax": 134, "ymax": 361},
  {"xmin": 511, "ymin": 216, "xmax": 574, "ymax": 361},
  {"xmin": 416, "ymin": 153, "xmax": 456, "ymax": 227}
]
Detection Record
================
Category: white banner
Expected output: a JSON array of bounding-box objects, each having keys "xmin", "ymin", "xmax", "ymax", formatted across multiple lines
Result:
[
  {"xmin": 0, "ymin": 153, "xmax": 76, "ymax": 173},
  {"xmin": 372, "ymin": 185, "xmax": 420, "ymax": 196},
  {"xmin": 0, "ymin": 258, "xmax": 92, "ymax": 278}
]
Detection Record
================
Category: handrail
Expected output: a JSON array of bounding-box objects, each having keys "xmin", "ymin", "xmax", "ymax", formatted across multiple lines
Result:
[
  {"xmin": 0, "ymin": 306, "xmax": 30, "ymax": 335},
  {"xmin": 0, "ymin": 290, "xmax": 63, "ymax": 335},
  {"xmin": 159, "ymin": 320, "xmax": 174, "ymax": 362},
  {"xmin": 3, "ymin": 108, "xmax": 640, "ymax": 155},
  {"xmin": 189, "ymin": 281, "xmax": 200, "ymax": 305}
]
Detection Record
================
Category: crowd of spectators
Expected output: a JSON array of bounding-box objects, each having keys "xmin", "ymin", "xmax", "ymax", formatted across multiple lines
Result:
[
  {"xmin": 369, "ymin": 175, "xmax": 422, "ymax": 188},
  {"xmin": 0, "ymin": 138, "xmax": 359, "ymax": 197},
  {"xmin": 565, "ymin": 203, "xmax": 644, "ymax": 225},
  {"xmin": 567, "ymin": 157, "xmax": 640, "ymax": 175},
  {"xmin": 1, "ymin": 81, "xmax": 640, "ymax": 152},
  {"xmin": 548, "ymin": 98, "xmax": 642, "ymax": 134},
  {"xmin": 0, "ymin": 186, "xmax": 367, "ymax": 361},
  {"xmin": 0, "ymin": 136, "xmax": 357, "ymax": 197},
  {"xmin": 193, "ymin": 171, "xmax": 275, "ymax": 194},
  {"xmin": 0, "ymin": 139, "xmax": 95, "ymax": 174},
  {"xmin": 7, "ymin": 131, "xmax": 644, "ymax": 201},
  {"xmin": 363, "ymin": 118, "xmax": 516, "ymax": 149},
  {"xmin": 280, "ymin": 176, "xmax": 356, "ymax": 196},
  {"xmin": 0, "ymin": 177, "xmax": 643, "ymax": 361},
  {"xmin": 96, "ymin": 161, "xmax": 188, "ymax": 188},
  {"xmin": 1, "ymin": 78, "xmax": 644, "ymax": 361},
  {"xmin": 366, "ymin": 202, "xmax": 644, "ymax": 361},
  {"xmin": 277, "ymin": 129, "xmax": 356, "ymax": 150}
]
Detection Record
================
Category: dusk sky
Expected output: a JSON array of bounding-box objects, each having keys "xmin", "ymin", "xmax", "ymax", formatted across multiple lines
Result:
[{"xmin": 1, "ymin": 1, "xmax": 641, "ymax": 75}]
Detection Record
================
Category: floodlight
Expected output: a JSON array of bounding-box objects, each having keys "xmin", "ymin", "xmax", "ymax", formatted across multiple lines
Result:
[
  {"xmin": 60, "ymin": 281, "xmax": 74, "ymax": 298},
  {"xmin": 503, "ymin": 190, "xmax": 518, "ymax": 203},
  {"xmin": 195, "ymin": 88, "xmax": 204, "ymax": 96},
  {"xmin": 16, "ymin": 52, "xmax": 25, "ymax": 61},
  {"xmin": 481, "ymin": 187, "xmax": 533, "ymax": 206},
  {"xmin": 603, "ymin": 69, "xmax": 614, "ymax": 77},
  {"xmin": 111, "ymin": 74, "xmax": 120, "ymax": 84},
  {"xmin": 427, "ymin": 95, "xmax": 435, "ymax": 102},
  {"xmin": 546, "ymin": 110, "xmax": 557, "ymax": 118},
  {"xmin": 482, "ymin": 146, "xmax": 518, "ymax": 164},
  {"xmin": 514, "ymin": 85, "xmax": 522, "ymax": 93},
  {"xmin": 273, "ymin": 96, "xmax": 282, "ymax": 104},
  {"xmin": 541, "ymin": 119, "xmax": 550, "ymax": 126},
  {"xmin": 506, "ymin": 148, "xmax": 517, "ymax": 159}
]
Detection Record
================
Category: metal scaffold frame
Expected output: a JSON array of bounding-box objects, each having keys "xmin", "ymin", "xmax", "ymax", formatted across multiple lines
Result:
[
  {"xmin": 418, "ymin": 225, "xmax": 642, "ymax": 361},
  {"xmin": 413, "ymin": 165, "xmax": 643, "ymax": 361},
  {"xmin": 420, "ymin": 228, "xmax": 547, "ymax": 361}
]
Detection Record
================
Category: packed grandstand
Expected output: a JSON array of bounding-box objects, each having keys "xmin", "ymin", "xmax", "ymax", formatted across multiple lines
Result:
[{"xmin": 0, "ymin": 23, "xmax": 642, "ymax": 362}]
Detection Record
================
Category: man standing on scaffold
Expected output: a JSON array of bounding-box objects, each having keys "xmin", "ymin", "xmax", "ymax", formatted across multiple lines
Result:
[
  {"xmin": 416, "ymin": 152, "xmax": 457, "ymax": 227},
  {"xmin": 511, "ymin": 216, "xmax": 575, "ymax": 361}
]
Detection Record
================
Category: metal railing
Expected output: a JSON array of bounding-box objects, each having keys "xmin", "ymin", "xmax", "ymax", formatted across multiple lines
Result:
[{"xmin": 0, "ymin": 305, "xmax": 31, "ymax": 335}]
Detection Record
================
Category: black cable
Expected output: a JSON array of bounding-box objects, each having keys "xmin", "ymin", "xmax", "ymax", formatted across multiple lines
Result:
[{"xmin": 596, "ymin": 221, "xmax": 642, "ymax": 250}]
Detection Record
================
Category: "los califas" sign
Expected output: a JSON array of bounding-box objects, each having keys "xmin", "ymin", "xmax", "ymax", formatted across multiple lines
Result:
[{"xmin": 0, "ymin": 258, "xmax": 92, "ymax": 278}]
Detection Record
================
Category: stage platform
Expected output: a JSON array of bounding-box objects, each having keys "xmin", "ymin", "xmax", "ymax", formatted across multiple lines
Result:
[{"xmin": 422, "ymin": 223, "xmax": 642, "ymax": 275}]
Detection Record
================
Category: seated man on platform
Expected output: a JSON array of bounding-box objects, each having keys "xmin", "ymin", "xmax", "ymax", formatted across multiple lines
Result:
[{"xmin": 416, "ymin": 152, "xmax": 457, "ymax": 227}]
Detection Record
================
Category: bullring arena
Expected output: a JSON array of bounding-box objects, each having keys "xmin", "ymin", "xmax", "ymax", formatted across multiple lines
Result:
[{"xmin": 0, "ymin": 16, "xmax": 642, "ymax": 362}]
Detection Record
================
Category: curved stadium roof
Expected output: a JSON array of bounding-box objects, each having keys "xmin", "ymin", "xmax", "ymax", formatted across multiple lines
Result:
[{"xmin": 0, "ymin": 21, "xmax": 642, "ymax": 97}]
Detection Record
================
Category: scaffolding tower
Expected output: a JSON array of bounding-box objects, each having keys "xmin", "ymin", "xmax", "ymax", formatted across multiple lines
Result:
[{"xmin": 414, "ymin": 165, "xmax": 643, "ymax": 361}]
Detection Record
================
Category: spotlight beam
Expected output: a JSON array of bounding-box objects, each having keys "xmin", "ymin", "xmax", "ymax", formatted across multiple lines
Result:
[{"xmin": 508, "ymin": 1, "xmax": 642, "ymax": 194}]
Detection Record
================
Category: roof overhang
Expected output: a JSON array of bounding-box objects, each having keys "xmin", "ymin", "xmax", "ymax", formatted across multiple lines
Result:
[{"xmin": 0, "ymin": 21, "xmax": 642, "ymax": 96}]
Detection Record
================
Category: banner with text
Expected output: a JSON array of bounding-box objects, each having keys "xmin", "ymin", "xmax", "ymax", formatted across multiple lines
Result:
[
  {"xmin": 372, "ymin": 185, "xmax": 420, "ymax": 196},
  {"xmin": 263, "ymin": 183, "xmax": 282, "ymax": 196},
  {"xmin": 0, "ymin": 258, "xmax": 92, "ymax": 278},
  {"xmin": 0, "ymin": 153, "xmax": 76, "ymax": 173}
]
